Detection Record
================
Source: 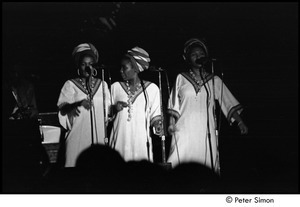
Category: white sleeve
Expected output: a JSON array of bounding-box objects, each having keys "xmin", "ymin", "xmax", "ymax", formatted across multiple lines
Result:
[
  {"xmin": 57, "ymin": 80, "xmax": 75, "ymax": 130},
  {"xmin": 167, "ymin": 74, "xmax": 182, "ymax": 120},
  {"xmin": 214, "ymin": 76, "xmax": 243, "ymax": 123},
  {"xmin": 149, "ymin": 83, "xmax": 162, "ymax": 126}
]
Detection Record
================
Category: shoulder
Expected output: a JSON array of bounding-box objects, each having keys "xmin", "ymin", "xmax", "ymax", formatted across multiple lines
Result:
[
  {"xmin": 212, "ymin": 75, "xmax": 222, "ymax": 82},
  {"xmin": 144, "ymin": 81, "xmax": 158, "ymax": 89},
  {"xmin": 65, "ymin": 79, "xmax": 76, "ymax": 85},
  {"xmin": 61, "ymin": 79, "xmax": 77, "ymax": 89},
  {"xmin": 179, "ymin": 72, "xmax": 189, "ymax": 79},
  {"xmin": 112, "ymin": 81, "xmax": 121, "ymax": 87},
  {"xmin": 174, "ymin": 72, "xmax": 188, "ymax": 81},
  {"xmin": 180, "ymin": 72, "xmax": 188, "ymax": 77},
  {"xmin": 111, "ymin": 81, "xmax": 122, "ymax": 90},
  {"xmin": 68, "ymin": 78, "xmax": 81, "ymax": 84},
  {"xmin": 172, "ymin": 72, "xmax": 186, "ymax": 84},
  {"xmin": 98, "ymin": 78, "xmax": 107, "ymax": 85}
]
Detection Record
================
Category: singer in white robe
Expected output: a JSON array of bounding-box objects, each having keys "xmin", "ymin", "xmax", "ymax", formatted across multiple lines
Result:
[
  {"xmin": 109, "ymin": 46, "xmax": 162, "ymax": 162},
  {"xmin": 167, "ymin": 38, "xmax": 248, "ymax": 174},
  {"xmin": 57, "ymin": 78, "xmax": 111, "ymax": 167},
  {"xmin": 167, "ymin": 73, "xmax": 243, "ymax": 173},
  {"xmin": 57, "ymin": 43, "xmax": 111, "ymax": 167},
  {"xmin": 109, "ymin": 81, "xmax": 161, "ymax": 162}
]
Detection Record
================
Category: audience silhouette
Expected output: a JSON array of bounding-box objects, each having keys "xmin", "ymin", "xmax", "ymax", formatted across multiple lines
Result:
[{"xmin": 38, "ymin": 143, "xmax": 220, "ymax": 193}]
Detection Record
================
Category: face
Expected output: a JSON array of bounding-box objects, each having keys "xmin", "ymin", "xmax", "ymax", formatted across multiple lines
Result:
[
  {"xmin": 187, "ymin": 46, "xmax": 207, "ymax": 69},
  {"xmin": 78, "ymin": 55, "xmax": 95, "ymax": 78},
  {"xmin": 120, "ymin": 58, "xmax": 138, "ymax": 81}
]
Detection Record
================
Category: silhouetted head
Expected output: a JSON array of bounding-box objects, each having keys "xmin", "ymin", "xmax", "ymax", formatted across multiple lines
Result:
[
  {"xmin": 76, "ymin": 144, "xmax": 125, "ymax": 170},
  {"xmin": 169, "ymin": 162, "xmax": 221, "ymax": 193}
]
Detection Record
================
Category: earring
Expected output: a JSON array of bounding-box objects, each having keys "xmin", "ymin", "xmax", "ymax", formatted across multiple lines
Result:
[
  {"xmin": 92, "ymin": 68, "xmax": 97, "ymax": 76},
  {"xmin": 77, "ymin": 69, "xmax": 80, "ymax": 76}
]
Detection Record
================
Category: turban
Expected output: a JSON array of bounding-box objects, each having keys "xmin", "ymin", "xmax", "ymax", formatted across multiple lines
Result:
[
  {"xmin": 126, "ymin": 47, "xmax": 150, "ymax": 72},
  {"xmin": 183, "ymin": 38, "xmax": 208, "ymax": 57},
  {"xmin": 72, "ymin": 43, "xmax": 99, "ymax": 66}
]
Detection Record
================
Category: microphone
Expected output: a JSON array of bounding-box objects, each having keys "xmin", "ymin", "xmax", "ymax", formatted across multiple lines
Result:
[
  {"xmin": 195, "ymin": 57, "xmax": 215, "ymax": 65},
  {"xmin": 149, "ymin": 66, "xmax": 164, "ymax": 72},
  {"xmin": 85, "ymin": 66, "xmax": 93, "ymax": 76}
]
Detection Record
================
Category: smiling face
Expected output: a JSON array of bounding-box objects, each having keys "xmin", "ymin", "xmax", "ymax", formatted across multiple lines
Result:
[
  {"xmin": 78, "ymin": 55, "xmax": 95, "ymax": 78},
  {"xmin": 120, "ymin": 57, "xmax": 138, "ymax": 82}
]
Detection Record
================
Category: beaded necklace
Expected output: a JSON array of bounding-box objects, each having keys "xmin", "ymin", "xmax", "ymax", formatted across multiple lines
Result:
[
  {"xmin": 189, "ymin": 70, "xmax": 206, "ymax": 92},
  {"xmin": 78, "ymin": 77, "xmax": 95, "ymax": 92},
  {"xmin": 125, "ymin": 81, "xmax": 142, "ymax": 121}
]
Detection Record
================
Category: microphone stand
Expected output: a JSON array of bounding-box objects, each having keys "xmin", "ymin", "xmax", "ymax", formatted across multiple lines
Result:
[
  {"xmin": 164, "ymin": 68, "xmax": 181, "ymax": 165},
  {"xmin": 158, "ymin": 69, "xmax": 167, "ymax": 163},
  {"xmin": 211, "ymin": 59, "xmax": 221, "ymax": 174},
  {"xmin": 157, "ymin": 67, "xmax": 172, "ymax": 170},
  {"xmin": 101, "ymin": 67, "xmax": 108, "ymax": 146},
  {"xmin": 140, "ymin": 79, "xmax": 151, "ymax": 162},
  {"xmin": 211, "ymin": 60, "xmax": 218, "ymax": 137},
  {"xmin": 86, "ymin": 74, "xmax": 94, "ymax": 146},
  {"xmin": 107, "ymin": 65, "xmax": 114, "ymax": 146},
  {"xmin": 200, "ymin": 69, "xmax": 214, "ymax": 172},
  {"xmin": 207, "ymin": 59, "xmax": 220, "ymax": 174}
]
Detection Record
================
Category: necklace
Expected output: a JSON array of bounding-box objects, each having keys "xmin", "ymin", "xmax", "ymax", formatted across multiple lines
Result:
[
  {"xmin": 125, "ymin": 81, "xmax": 142, "ymax": 121},
  {"xmin": 78, "ymin": 77, "xmax": 95, "ymax": 92},
  {"xmin": 189, "ymin": 70, "xmax": 206, "ymax": 93}
]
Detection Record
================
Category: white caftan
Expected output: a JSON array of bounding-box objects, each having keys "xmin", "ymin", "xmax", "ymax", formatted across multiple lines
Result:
[
  {"xmin": 57, "ymin": 78, "xmax": 111, "ymax": 167},
  {"xmin": 167, "ymin": 72, "xmax": 243, "ymax": 173},
  {"xmin": 109, "ymin": 81, "xmax": 161, "ymax": 162}
]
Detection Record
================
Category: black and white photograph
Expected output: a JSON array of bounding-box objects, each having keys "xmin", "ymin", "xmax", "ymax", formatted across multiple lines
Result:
[{"xmin": 2, "ymin": 2, "xmax": 298, "ymax": 199}]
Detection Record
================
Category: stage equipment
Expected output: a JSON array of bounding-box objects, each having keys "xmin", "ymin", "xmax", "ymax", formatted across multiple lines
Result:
[
  {"xmin": 38, "ymin": 112, "xmax": 63, "ymax": 163},
  {"xmin": 152, "ymin": 66, "xmax": 172, "ymax": 170}
]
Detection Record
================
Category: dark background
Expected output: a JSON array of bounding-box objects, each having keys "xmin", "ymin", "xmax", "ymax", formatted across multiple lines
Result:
[{"xmin": 2, "ymin": 2, "xmax": 298, "ymax": 193}]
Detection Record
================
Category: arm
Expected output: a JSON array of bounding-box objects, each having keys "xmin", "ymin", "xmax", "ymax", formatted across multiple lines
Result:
[
  {"xmin": 57, "ymin": 80, "xmax": 92, "ymax": 129},
  {"xmin": 109, "ymin": 101, "xmax": 128, "ymax": 117},
  {"xmin": 107, "ymin": 82, "xmax": 128, "ymax": 120},
  {"xmin": 149, "ymin": 84, "xmax": 163, "ymax": 136},
  {"xmin": 232, "ymin": 111, "xmax": 248, "ymax": 135},
  {"xmin": 214, "ymin": 76, "xmax": 248, "ymax": 135},
  {"xmin": 167, "ymin": 75, "xmax": 181, "ymax": 136},
  {"xmin": 59, "ymin": 99, "xmax": 92, "ymax": 116},
  {"xmin": 167, "ymin": 115, "xmax": 178, "ymax": 135}
]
